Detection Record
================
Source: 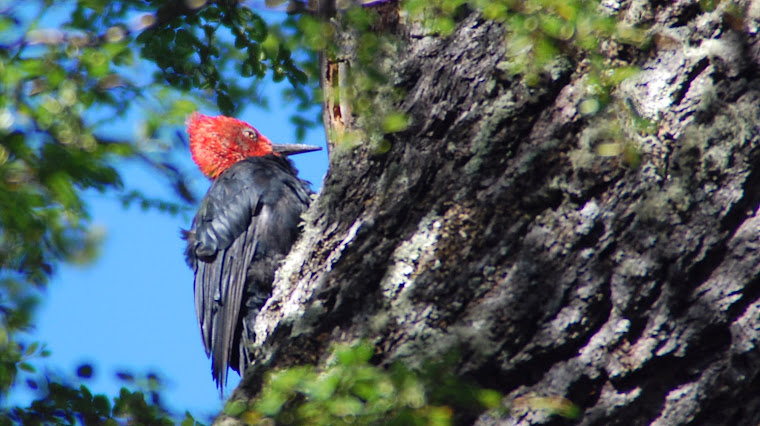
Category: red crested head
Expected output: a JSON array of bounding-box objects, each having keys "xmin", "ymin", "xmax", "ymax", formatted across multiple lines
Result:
[{"xmin": 186, "ymin": 113, "xmax": 275, "ymax": 179}]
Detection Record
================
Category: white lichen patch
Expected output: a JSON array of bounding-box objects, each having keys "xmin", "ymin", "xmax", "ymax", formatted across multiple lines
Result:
[
  {"xmin": 577, "ymin": 318, "xmax": 630, "ymax": 368},
  {"xmin": 577, "ymin": 199, "xmax": 600, "ymax": 235},
  {"xmin": 652, "ymin": 382, "xmax": 700, "ymax": 426},
  {"xmin": 379, "ymin": 212, "xmax": 443, "ymax": 325},
  {"xmin": 255, "ymin": 216, "xmax": 365, "ymax": 342}
]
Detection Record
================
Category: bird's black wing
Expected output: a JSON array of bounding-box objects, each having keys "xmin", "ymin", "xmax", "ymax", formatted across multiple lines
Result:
[{"xmin": 184, "ymin": 156, "xmax": 312, "ymax": 390}]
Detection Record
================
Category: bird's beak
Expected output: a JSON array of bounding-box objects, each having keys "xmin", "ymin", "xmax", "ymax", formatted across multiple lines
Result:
[{"xmin": 272, "ymin": 143, "xmax": 322, "ymax": 156}]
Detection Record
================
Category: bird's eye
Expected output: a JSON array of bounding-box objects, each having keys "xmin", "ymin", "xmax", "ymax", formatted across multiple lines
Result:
[{"xmin": 243, "ymin": 129, "xmax": 257, "ymax": 141}]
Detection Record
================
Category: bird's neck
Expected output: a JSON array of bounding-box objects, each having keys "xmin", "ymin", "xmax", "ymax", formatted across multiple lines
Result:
[{"xmin": 204, "ymin": 153, "xmax": 284, "ymax": 179}]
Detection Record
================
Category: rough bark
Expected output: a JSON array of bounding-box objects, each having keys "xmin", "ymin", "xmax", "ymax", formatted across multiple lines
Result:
[{"xmin": 220, "ymin": 0, "xmax": 760, "ymax": 424}]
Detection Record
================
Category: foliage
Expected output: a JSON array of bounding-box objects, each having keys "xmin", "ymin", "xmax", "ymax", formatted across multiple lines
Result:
[
  {"xmin": 228, "ymin": 342, "xmax": 498, "ymax": 425},
  {"xmin": 132, "ymin": 0, "xmax": 317, "ymax": 121},
  {"xmin": 406, "ymin": 0, "xmax": 648, "ymax": 86},
  {"xmin": 287, "ymin": 4, "xmax": 410, "ymax": 152},
  {"xmin": 283, "ymin": 0, "xmax": 649, "ymax": 153},
  {"xmin": 0, "ymin": 364, "xmax": 205, "ymax": 425},
  {"xmin": 227, "ymin": 341, "xmax": 578, "ymax": 425},
  {"xmin": 0, "ymin": 0, "xmax": 186, "ymax": 411}
]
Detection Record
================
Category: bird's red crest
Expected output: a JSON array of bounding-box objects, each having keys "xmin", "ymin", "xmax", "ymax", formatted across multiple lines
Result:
[{"xmin": 186, "ymin": 113, "xmax": 275, "ymax": 179}]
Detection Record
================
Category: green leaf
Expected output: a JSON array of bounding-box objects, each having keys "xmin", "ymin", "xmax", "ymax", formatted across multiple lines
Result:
[
  {"xmin": 202, "ymin": 6, "xmax": 222, "ymax": 22},
  {"xmin": 18, "ymin": 362, "xmax": 35, "ymax": 373},
  {"xmin": 234, "ymin": 33, "xmax": 248, "ymax": 49},
  {"xmin": 93, "ymin": 394, "xmax": 111, "ymax": 414},
  {"xmin": 249, "ymin": 15, "xmax": 268, "ymax": 42},
  {"xmin": 382, "ymin": 112, "xmax": 409, "ymax": 133},
  {"xmin": 241, "ymin": 61, "xmax": 254, "ymax": 77},
  {"xmin": 24, "ymin": 341, "xmax": 39, "ymax": 356},
  {"xmin": 76, "ymin": 363, "xmax": 94, "ymax": 378},
  {"xmin": 115, "ymin": 371, "xmax": 134, "ymax": 382},
  {"xmin": 477, "ymin": 389, "xmax": 503, "ymax": 409},
  {"xmin": 255, "ymin": 390, "xmax": 288, "ymax": 416},
  {"xmin": 20, "ymin": 59, "xmax": 45, "ymax": 77},
  {"xmin": 223, "ymin": 399, "xmax": 248, "ymax": 416},
  {"xmin": 175, "ymin": 28, "xmax": 196, "ymax": 47},
  {"xmin": 217, "ymin": 93, "xmax": 234, "ymax": 115},
  {"xmin": 327, "ymin": 395, "xmax": 364, "ymax": 417},
  {"xmin": 261, "ymin": 33, "xmax": 279, "ymax": 59}
]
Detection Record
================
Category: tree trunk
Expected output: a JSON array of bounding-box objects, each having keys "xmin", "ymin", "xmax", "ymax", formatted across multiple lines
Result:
[{"xmin": 222, "ymin": 0, "xmax": 760, "ymax": 424}]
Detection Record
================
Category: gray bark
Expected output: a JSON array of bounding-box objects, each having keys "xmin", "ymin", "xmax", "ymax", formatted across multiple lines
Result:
[{"xmin": 221, "ymin": 0, "xmax": 760, "ymax": 424}]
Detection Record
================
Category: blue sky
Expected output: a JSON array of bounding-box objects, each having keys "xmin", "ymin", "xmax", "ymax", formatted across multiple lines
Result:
[{"xmin": 6, "ymin": 2, "xmax": 329, "ymax": 420}]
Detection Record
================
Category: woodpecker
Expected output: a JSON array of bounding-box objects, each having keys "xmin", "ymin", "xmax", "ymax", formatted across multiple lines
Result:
[{"xmin": 183, "ymin": 113, "xmax": 320, "ymax": 391}]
